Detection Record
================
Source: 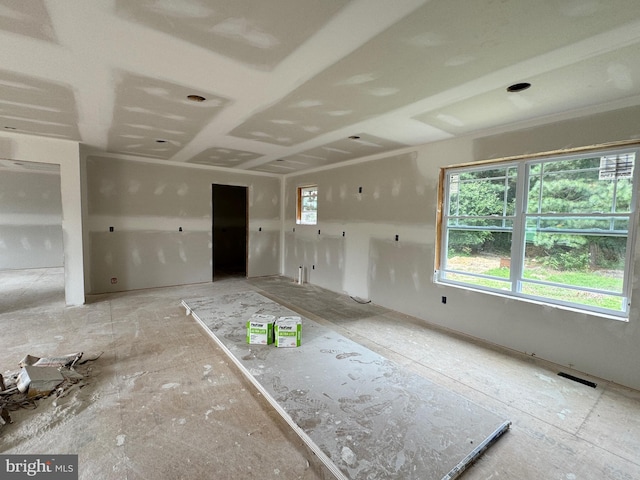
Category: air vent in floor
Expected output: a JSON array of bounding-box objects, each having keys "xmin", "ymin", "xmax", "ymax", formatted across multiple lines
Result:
[{"xmin": 557, "ymin": 372, "xmax": 597, "ymax": 388}]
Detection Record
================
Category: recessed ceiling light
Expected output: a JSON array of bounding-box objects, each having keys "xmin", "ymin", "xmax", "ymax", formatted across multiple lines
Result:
[
  {"xmin": 348, "ymin": 135, "xmax": 361, "ymax": 140},
  {"xmin": 507, "ymin": 82, "xmax": 531, "ymax": 93},
  {"xmin": 187, "ymin": 94, "xmax": 206, "ymax": 102}
]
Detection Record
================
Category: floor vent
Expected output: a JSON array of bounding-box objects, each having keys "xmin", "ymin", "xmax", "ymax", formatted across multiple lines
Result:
[{"xmin": 557, "ymin": 372, "xmax": 597, "ymax": 388}]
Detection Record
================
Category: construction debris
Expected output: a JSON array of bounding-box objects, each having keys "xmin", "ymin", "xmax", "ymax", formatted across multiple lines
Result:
[
  {"xmin": 0, "ymin": 351, "xmax": 102, "ymax": 430},
  {"xmin": 19, "ymin": 352, "xmax": 83, "ymax": 368},
  {"xmin": 17, "ymin": 365, "xmax": 65, "ymax": 397}
]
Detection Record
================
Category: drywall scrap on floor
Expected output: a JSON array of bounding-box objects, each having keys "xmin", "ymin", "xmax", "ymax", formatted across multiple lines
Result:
[
  {"xmin": 182, "ymin": 291, "xmax": 510, "ymax": 480},
  {"xmin": 0, "ymin": 352, "xmax": 97, "ymax": 432}
]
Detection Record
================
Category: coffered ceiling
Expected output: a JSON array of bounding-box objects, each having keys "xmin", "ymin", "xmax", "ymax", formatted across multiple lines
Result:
[{"xmin": 0, "ymin": 0, "xmax": 639, "ymax": 174}]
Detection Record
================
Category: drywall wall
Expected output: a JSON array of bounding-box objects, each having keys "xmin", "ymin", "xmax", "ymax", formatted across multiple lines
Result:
[
  {"xmin": 284, "ymin": 150, "xmax": 433, "ymax": 298},
  {"xmin": 0, "ymin": 167, "xmax": 63, "ymax": 269},
  {"xmin": 0, "ymin": 133, "xmax": 84, "ymax": 305},
  {"xmin": 284, "ymin": 231, "xmax": 345, "ymax": 289},
  {"xmin": 85, "ymin": 156, "xmax": 280, "ymax": 293},
  {"xmin": 283, "ymin": 105, "xmax": 640, "ymax": 390}
]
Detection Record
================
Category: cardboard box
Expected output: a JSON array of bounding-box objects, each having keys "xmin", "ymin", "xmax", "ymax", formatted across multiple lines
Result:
[
  {"xmin": 275, "ymin": 316, "xmax": 302, "ymax": 348},
  {"xmin": 246, "ymin": 314, "xmax": 276, "ymax": 344}
]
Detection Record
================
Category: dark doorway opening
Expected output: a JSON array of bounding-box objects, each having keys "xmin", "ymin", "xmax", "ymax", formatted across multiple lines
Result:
[{"xmin": 212, "ymin": 184, "xmax": 248, "ymax": 280}]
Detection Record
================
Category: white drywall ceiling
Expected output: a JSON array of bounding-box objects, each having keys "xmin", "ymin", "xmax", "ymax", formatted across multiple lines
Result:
[{"xmin": 0, "ymin": 0, "xmax": 639, "ymax": 173}]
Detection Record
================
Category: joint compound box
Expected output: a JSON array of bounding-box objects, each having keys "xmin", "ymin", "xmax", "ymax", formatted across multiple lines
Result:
[
  {"xmin": 275, "ymin": 316, "xmax": 302, "ymax": 348},
  {"xmin": 247, "ymin": 314, "xmax": 276, "ymax": 345}
]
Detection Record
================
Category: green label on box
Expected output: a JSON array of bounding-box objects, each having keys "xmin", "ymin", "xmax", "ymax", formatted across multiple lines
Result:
[
  {"xmin": 246, "ymin": 319, "xmax": 274, "ymax": 344},
  {"xmin": 275, "ymin": 319, "xmax": 302, "ymax": 347}
]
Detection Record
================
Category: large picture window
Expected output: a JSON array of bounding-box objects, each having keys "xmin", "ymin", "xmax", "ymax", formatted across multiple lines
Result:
[
  {"xmin": 296, "ymin": 185, "xmax": 318, "ymax": 225},
  {"xmin": 437, "ymin": 147, "xmax": 638, "ymax": 318}
]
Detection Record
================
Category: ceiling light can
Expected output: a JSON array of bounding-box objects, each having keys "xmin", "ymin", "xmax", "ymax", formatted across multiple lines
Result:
[{"xmin": 507, "ymin": 82, "xmax": 531, "ymax": 93}]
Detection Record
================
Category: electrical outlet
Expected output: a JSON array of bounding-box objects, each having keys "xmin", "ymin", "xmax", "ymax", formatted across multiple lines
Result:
[{"xmin": 441, "ymin": 296, "xmax": 447, "ymax": 304}]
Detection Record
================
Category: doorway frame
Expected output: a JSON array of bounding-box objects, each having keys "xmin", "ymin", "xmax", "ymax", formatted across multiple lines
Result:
[{"xmin": 211, "ymin": 183, "xmax": 249, "ymax": 281}]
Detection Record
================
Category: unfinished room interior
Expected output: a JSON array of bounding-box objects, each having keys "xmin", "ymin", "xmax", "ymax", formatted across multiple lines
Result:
[{"xmin": 1, "ymin": 1, "xmax": 640, "ymax": 479}]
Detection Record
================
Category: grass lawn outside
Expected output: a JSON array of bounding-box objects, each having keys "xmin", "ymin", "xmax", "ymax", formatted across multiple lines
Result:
[{"xmin": 446, "ymin": 255, "xmax": 624, "ymax": 311}]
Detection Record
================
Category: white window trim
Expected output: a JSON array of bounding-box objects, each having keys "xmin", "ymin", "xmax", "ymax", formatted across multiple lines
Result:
[{"xmin": 436, "ymin": 146, "xmax": 639, "ymax": 320}]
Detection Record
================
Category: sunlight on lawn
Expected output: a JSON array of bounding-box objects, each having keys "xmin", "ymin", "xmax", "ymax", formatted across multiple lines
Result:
[{"xmin": 447, "ymin": 255, "xmax": 624, "ymax": 311}]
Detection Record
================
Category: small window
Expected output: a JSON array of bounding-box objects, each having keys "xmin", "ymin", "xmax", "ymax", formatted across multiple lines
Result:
[
  {"xmin": 297, "ymin": 185, "xmax": 318, "ymax": 225},
  {"xmin": 436, "ymin": 146, "xmax": 638, "ymax": 318}
]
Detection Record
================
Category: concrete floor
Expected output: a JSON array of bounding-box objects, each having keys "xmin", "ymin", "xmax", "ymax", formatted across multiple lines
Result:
[{"xmin": 1, "ymin": 267, "xmax": 640, "ymax": 479}]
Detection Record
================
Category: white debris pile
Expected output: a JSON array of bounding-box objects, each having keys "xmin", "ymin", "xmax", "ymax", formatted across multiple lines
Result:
[{"xmin": 0, "ymin": 351, "xmax": 102, "ymax": 429}]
